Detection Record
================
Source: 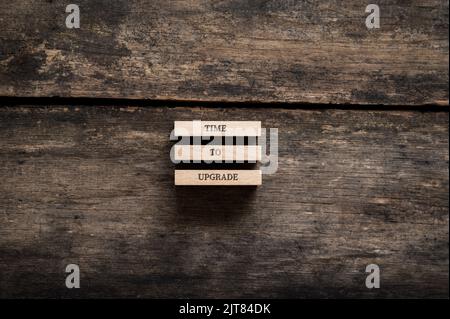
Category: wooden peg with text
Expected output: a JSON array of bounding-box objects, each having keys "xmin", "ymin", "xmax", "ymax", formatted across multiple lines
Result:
[
  {"xmin": 175, "ymin": 170, "xmax": 262, "ymax": 186},
  {"xmin": 174, "ymin": 121, "xmax": 261, "ymax": 137}
]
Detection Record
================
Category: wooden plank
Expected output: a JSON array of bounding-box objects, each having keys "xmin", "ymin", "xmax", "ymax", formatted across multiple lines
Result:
[
  {"xmin": 0, "ymin": 105, "xmax": 448, "ymax": 298},
  {"xmin": 173, "ymin": 145, "xmax": 261, "ymax": 162},
  {"xmin": 174, "ymin": 121, "xmax": 261, "ymax": 136},
  {"xmin": 175, "ymin": 170, "xmax": 262, "ymax": 186},
  {"xmin": 0, "ymin": 1, "xmax": 448, "ymax": 105}
]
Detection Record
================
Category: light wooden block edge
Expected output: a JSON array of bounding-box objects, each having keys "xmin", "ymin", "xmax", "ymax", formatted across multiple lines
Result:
[
  {"xmin": 174, "ymin": 121, "xmax": 262, "ymax": 137},
  {"xmin": 173, "ymin": 145, "xmax": 262, "ymax": 162},
  {"xmin": 175, "ymin": 170, "xmax": 262, "ymax": 186}
]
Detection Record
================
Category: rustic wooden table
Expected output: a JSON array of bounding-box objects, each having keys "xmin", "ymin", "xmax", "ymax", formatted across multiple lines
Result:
[{"xmin": 0, "ymin": 1, "xmax": 448, "ymax": 298}]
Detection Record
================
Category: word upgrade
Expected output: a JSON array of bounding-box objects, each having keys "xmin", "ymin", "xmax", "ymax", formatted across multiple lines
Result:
[{"xmin": 198, "ymin": 173, "xmax": 239, "ymax": 181}]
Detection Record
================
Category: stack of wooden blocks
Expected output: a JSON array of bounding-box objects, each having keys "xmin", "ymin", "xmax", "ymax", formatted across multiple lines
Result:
[{"xmin": 173, "ymin": 121, "xmax": 262, "ymax": 186}]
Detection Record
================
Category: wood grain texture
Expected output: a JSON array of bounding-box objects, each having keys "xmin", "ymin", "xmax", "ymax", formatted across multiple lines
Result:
[
  {"xmin": 0, "ymin": 0, "xmax": 448, "ymax": 105},
  {"xmin": 0, "ymin": 105, "xmax": 448, "ymax": 298}
]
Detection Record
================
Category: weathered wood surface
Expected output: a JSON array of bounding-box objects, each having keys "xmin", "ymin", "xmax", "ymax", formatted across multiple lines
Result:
[
  {"xmin": 0, "ymin": 105, "xmax": 448, "ymax": 298},
  {"xmin": 0, "ymin": 0, "xmax": 448, "ymax": 105}
]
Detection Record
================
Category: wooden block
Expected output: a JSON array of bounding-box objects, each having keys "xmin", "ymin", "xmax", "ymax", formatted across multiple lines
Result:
[
  {"xmin": 174, "ymin": 121, "xmax": 261, "ymax": 137},
  {"xmin": 175, "ymin": 170, "xmax": 262, "ymax": 186},
  {"xmin": 173, "ymin": 145, "xmax": 262, "ymax": 162}
]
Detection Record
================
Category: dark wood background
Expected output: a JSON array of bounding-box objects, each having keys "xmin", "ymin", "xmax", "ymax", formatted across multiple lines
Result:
[
  {"xmin": 0, "ymin": 0, "xmax": 448, "ymax": 105},
  {"xmin": 0, "ymin": 105, "xmax": 448, "ymax": 298},
  {"xmin": 0, "ymin": 0, "xmax": 448, "ymax": 299}
]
